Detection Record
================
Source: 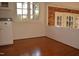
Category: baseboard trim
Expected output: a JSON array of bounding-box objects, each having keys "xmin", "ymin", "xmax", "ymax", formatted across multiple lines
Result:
[{"xmin": 14, "ymin": 36, "xmax": 46, "ymax": 41}]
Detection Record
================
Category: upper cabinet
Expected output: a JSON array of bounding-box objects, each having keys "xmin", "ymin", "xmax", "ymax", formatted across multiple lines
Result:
[
  {"xmin": 0, "ymin": 2, "xmax": 13, "ymax": 10},
  {"xmin": 48, "ymin": 6, "xmax": 79, "ymax": 29},
  {"xmin": 0, "ymin": 2, "xmax": 8, "ymax": 7}
]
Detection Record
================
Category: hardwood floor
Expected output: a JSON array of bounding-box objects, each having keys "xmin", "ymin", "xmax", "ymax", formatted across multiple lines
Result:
[{"xmin": 0, "ymin": 36, "xmax": 79, "ymax": 56}]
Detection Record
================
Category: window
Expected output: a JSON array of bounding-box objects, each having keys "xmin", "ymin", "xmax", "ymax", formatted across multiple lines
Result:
[
  {"xmin": 17, "ymin": 2, "xmax": 28, "ymax": 21},
  {"xmin": 16, "ymin": 2, "xmax": 40, "ymax": 21}
]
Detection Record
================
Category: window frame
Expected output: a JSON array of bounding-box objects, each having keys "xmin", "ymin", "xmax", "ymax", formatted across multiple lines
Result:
[{"xmin": 16, "ymin": 2, "xmax": 40, "ymax": 21}]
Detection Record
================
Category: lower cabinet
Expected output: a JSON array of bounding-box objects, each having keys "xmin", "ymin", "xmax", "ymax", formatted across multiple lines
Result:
[{"xmin": 0, "ymin": 21, "xmax": 13, "ymax": 46}]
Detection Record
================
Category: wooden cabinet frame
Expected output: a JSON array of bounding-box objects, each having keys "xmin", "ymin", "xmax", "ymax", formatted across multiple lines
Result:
[{"xmin": 48, "ymin": 6, "xmax": 79, "ymax": 26}]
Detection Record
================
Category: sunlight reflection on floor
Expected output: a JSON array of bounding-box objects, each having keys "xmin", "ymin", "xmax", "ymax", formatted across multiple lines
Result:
[
  {"xmin": 20, "ymin": 48, "xmax": 41, "ymax": 56},
  {"xmin": 32, "ymin": 48, "xmax": 41, "ymax": 56}
]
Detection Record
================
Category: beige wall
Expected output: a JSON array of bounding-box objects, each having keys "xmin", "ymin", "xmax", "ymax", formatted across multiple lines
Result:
[
  {"xmin": 13, "ymin": 3, "xmax": 46, "ymax": 39},
  {"xmin": 46, "ymin": 2, "xmax": 79, "ymax": 49},
  {"xmin": 0, "ymin": 2, "xmax": 79, "ymax": 49},
  {"xmin": 0, "ymin": 2, "xmax": 46, "ymax": 40}
]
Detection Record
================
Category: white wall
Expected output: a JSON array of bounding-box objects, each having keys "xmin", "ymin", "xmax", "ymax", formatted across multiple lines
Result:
[
  {"xmin": 0, "ymin": 2, "xmax": 79, "ymax": 49},
  {"xmin": 46, "ymin": 3, "xmax": 79, "ymax": 49},
  {"xmin": 0, "ymin": 2, "xmax": 46, "ymax": 40},
  {"xmin": 13, "ymin": 3, "xmax": 46, "ymax": 39}
]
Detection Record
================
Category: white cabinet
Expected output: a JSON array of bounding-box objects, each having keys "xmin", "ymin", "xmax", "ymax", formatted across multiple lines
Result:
[
  {"xmin": 0, "ymin": 19, "xmax": 13, "ymax": 45},
  {"xmin": 55, "ymin": 12, "xmax": 79, "ymax": 29}
]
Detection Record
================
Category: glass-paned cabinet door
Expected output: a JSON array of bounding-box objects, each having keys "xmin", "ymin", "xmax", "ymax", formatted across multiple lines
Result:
[
  {"xmin": 75, "ymin": 17, "xmax": 79, "ymax": 29},
  {"xmin": 55, "ymin": 12, "xmax": 63, "ymax": 27},
  {"xmin": 57, "ymin": 16, "xmax": 62, "ymax": 27},
  {"xmin": 66, "ymin": 16, "xmax": 73, "ymax": 28},
  {"xmin": 74, "ymin": 14, "xmax": 79, "ymax": 29}
]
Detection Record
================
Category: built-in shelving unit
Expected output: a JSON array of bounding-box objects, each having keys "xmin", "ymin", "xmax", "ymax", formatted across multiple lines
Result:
[{"xmin": 48, "ymin": 6, "xmax": 79, "ymax": 29}]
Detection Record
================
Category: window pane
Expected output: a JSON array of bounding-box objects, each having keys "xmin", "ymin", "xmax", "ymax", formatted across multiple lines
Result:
[
  {"xmin": 30, "ymin": 9, "xmax": 33, "ymax": 19},
  {"xmin": 17, "ymin": 9, "xmax": 22, "ymax": 15},
  {"xmin": 23, "ymin": 15, "xmax": 27, "ymax": 19},
  {"xmin": 30, "ymin": 9, "xmax": 33, "ymax": 15},
  {"xmin": 35, "ymin": 9, "xmax": 39, "ymax": 15},
  {"xmin": 23, "ymin": 2, "xmax": 27, "ymax": 9},
  {"xmin": 17, "ymin": 3, "xmax": 22, "ymax": 8},
  {"xmin": 30, "ymin": 15, "xmax": 33, "ymax": 19},
  {"xmin": 23, "ymin": 9, "xmax": 27, "ymax": 14},
  {"xmin": 30, "ymin": 2, "xmax": 33, "ymax": 9},
  {"xmin": 57, "ymin": 16, "xmax": 60, "ymax": 25},
  {"xmin": 34, "ymin": 3, "xmax": 39, "ymax": 10},
  {"xmin": 17, "ymin": 15, "xmax": 23, "ymax": 20},
  {"xmin": 34, "ymin": 3, "xmax": 39, "ymax": 18},
  {"xmin": 32, "ymin": 3, "xmax": 39, "ymax": 20}
]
